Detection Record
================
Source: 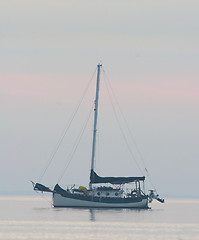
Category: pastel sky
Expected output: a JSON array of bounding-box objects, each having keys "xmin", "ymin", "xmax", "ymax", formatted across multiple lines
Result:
[{"xmin": 0, "ymin": 0, "xmax": 199, "ymax": 197}]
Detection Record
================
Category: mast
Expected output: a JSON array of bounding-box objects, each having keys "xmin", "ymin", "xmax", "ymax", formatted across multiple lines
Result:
[{"xmin": 90, "ymin": 64, "xmax": 102, "ymax": 187}]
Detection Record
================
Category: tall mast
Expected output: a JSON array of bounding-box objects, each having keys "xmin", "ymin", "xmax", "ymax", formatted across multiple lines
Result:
[{"xmin": 90, "ymin": 64, "xmax": 102, "ymax": 177}]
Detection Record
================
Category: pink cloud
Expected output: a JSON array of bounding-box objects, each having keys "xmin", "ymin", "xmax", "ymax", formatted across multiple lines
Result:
[
  {"xmin": 112, "ymin": 79, "xmax": 199, "ymax": 104},
  {"xmin": 0, "ymin": 74, "xmax": 90, "ymax": 105},
  {"xmin": 1, "ymin": 74, "xmax": 198, "ymax": 109}
]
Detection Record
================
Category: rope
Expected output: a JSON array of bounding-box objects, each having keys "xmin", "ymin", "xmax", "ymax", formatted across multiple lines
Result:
[
  {"xmin": 103, "ymin": 72, "xmax": 145, "ymax": 175},
  {"xmin": 96, "ymin": 126, "xmax": 101, "ymax": 174},
  {"xmin": 57, "ymin": 103, "xmax": 94, "ymax": 183},
  {"xmin": 38, "ymin": 68, "xmax": 97, "ymax": 182},
  {"xmin": 102, "ymin": 68, "xmax": 158, "ymax": 192},
  {"xmin": 35, "ymin": 191, "xmax": 53, "ymax": 206}
]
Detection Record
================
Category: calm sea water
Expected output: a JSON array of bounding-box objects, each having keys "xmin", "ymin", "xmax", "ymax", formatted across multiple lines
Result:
[{"xmin": 0, "ymin": 196, "xmax": 198, "ymax": 240}]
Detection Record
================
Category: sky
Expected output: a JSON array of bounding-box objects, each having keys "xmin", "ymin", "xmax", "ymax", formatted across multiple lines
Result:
[{"xmin": 0, "ymin": 0, "xmax": 199, "ymax": 198}]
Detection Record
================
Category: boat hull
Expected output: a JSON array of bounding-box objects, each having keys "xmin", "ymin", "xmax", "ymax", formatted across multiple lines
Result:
[{"xmin": 53, "ymin": 193, "xmax": 148, "ymax": 208}]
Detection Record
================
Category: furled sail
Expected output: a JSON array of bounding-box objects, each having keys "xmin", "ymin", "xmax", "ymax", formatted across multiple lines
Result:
[{"xmin": 90, "ymin": 170, "xmax": 145, "ymax": 184}]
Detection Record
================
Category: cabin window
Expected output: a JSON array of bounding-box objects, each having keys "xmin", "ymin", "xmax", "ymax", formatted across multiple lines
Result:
[
  {"xmin": 97, "ymin": 192, "xmax": 100, "ymax": 196},
  {"xmin": 106, "ymin": 192, "xmax": 109, "ymax": 196},
  {"xmin": 115, "ymin": 193, "xmax": 118, "ymax": 196}
]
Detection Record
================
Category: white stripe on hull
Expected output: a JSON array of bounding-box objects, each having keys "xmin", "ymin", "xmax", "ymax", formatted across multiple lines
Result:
[{"xmin": 53, "ymin": 193, "xmax": 148, "ymax": 208}]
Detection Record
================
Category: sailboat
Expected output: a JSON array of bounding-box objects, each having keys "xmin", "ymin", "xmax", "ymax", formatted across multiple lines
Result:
[{"xmin": 32, "ymin": 64, "xmax": 164, "ymax": 208}]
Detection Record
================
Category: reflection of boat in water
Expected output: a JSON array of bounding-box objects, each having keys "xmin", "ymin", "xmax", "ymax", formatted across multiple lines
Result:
[{"xmin": 32, "ymin": 64, "xmax": 164, "ymax": 208}]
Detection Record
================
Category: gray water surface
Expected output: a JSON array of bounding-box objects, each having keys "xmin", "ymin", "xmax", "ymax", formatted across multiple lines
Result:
[{"xmin": 0, "ymin": 196, "xmax": 198, "ymax": 240}]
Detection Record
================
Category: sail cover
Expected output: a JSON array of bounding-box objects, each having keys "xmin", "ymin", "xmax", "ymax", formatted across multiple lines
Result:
[
  {"xmin": 33, "ymin": 183, "xmax": 53, "ymax": 192},
  {"xmin": 90, "ymin": 170, "xmax": 145, "ymax": 184}
]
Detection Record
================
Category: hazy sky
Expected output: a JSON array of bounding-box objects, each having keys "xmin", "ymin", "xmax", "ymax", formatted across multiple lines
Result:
[{"xmin": 1, "ymin": 0, "xmax": 199, "ymax": 197}]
